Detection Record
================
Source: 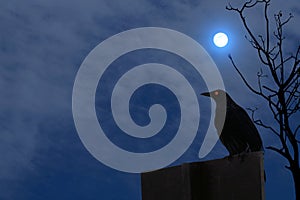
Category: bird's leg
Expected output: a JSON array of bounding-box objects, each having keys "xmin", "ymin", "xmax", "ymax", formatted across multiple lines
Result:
[{"xmin": 238, "ymin": 145, "xmax": 250, "ymax": 162}]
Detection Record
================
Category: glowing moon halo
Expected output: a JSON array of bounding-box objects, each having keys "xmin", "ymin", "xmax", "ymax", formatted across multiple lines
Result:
[{"xmin": 213, "ymin": 32, "xmax": 228, "ymax": 47}]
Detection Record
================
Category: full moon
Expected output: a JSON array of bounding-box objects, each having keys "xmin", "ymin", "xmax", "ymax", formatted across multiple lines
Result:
[{"xmin": 213, "ymin": 32, "xmax": 228, "ymax": 47}]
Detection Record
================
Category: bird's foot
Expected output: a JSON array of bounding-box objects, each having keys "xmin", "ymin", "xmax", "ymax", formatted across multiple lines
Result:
[
  {"xmin": 238, "ymin": 152, "xmax": 247, "ymax": 162},
  {"xmin": 238, "ymin": 147, "xmax": 251, "ymax": 162}
]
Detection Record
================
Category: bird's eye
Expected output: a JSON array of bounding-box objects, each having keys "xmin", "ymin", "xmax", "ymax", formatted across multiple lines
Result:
[{"xmin": 214, "ymin": 91, "xmax": 219, "ymax": 96}]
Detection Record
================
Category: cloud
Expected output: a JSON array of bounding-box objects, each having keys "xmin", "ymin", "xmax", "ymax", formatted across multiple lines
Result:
[{"xmin": 0, "ymin": 0, "xmax": 299, "ymax": 199}]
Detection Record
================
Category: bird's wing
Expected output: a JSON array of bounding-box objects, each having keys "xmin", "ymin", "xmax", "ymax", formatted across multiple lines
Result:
[{"xmin": 230, "ymin": 105, "xmax": 263, "ymax": 151}]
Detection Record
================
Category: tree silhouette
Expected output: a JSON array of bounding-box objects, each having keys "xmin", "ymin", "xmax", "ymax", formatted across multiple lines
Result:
[{"xmin": 226, "ymin": 0, "xmax": 299, "ymax": 199}]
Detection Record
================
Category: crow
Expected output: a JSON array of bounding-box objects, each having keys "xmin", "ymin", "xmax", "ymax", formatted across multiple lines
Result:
[{"xmin": 201, "ymin": 89, "xmax": 263, "ymax": 156}]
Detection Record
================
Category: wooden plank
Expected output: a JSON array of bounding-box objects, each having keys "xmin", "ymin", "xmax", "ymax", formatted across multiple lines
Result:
[{"xmin": 141, "ymin": 151, "xmax": 265, "ymax": 200}]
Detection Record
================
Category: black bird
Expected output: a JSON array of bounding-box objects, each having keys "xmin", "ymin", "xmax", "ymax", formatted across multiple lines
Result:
[{"xmin": 201, "ymin": 89, "xmax": 263, "ymax": 156}]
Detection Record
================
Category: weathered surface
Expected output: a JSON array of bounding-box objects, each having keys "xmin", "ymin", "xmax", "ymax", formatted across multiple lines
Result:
[{"xmin": 141, "ymin": 151, "xmax": 265, "ymax": 200}]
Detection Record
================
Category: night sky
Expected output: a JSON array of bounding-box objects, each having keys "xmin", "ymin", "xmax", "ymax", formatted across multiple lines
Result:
[{"xmin": 0, "ymin": 0, "xmax": 299, "ymax": 199}]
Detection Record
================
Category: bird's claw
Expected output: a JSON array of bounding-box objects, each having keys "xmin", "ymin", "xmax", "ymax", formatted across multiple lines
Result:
[
  {"xmin": 238, "ymin": 146, "xmax": 251, "ymax": 162},
  {"xmin": 238, "ymin": 152, "xmax": 246, "ymax": 162}
]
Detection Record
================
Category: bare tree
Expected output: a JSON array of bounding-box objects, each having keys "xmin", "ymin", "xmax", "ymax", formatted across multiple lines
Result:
[{"xmin": 226, "ymin": 0, "xmax": 299, "ymax": 199}]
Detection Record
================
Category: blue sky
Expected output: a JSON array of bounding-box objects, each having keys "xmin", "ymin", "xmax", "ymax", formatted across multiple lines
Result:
[{"xmin": 0, "ymin": 0, "xmax": 299, "ymax": 199}]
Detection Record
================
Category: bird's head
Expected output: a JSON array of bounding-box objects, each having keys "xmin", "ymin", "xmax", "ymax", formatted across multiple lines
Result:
[{"xmin": 201, "ymin": 89, "xmax": 227, "ymax": 102}]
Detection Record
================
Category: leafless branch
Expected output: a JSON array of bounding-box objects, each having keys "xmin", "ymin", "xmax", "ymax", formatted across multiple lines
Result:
[
  {"xmin": 295, "ymin": 125, "xmax": 300, "ymax": 137},
  {"xmin": 247, "ymin": 107, "xmax": 280, "ymax": 136},
  {"xmin": 227, "ymin": 0, "xmax": 299, "ymax": 197},
  {"xmin": 266, "ymin": 146, "xmax": 291, "ymax": 161},
  {"xmin": 228, "ymin": 54, "xmax": 280, "ymax": 109}
]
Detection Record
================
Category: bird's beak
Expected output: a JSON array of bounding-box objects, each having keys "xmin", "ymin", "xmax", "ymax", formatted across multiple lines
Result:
[{"xmin": 201, "ymin": 92, "xmax": 210, "ymax": 97}]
